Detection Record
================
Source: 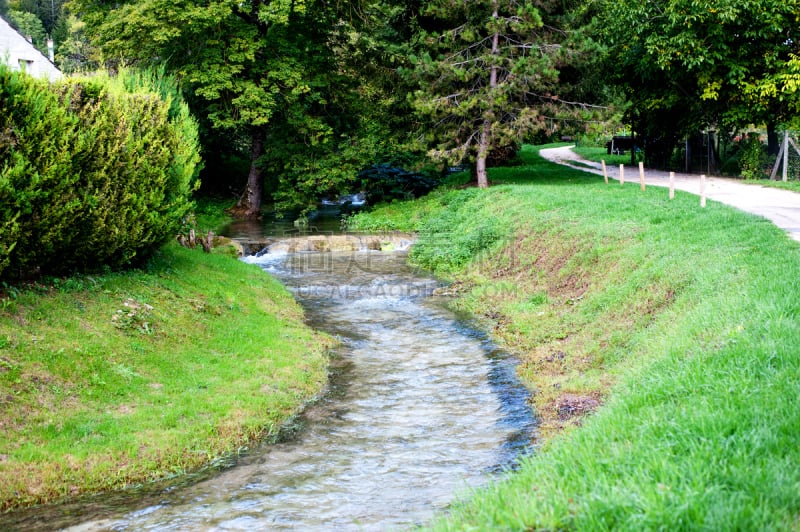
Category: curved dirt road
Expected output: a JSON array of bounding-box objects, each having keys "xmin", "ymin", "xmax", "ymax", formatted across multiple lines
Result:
[{"xmin": 540, "ymin": 145, "xmax": 800, "ymax": 243}]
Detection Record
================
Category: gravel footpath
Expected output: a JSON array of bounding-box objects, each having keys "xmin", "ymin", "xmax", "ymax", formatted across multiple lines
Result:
[{"xmin": 540, "ymin": 145, "xmax": 800, "ymax": 243}]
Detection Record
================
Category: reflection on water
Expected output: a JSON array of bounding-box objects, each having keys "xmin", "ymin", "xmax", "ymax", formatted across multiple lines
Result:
[
  {"xmin": 220, "ymin": 211, "xmax": 345, "ymax": 241},
  {"xmin": 4, "ymin": 246, "xmax": 535, "ymax": 531}
]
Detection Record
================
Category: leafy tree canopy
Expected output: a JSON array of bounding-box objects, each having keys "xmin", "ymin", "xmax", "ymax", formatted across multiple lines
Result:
[
  {"xmin": 53, "ymin": 13, "xmax": 98, "ymax": 73},
  {"xmin": 596, "ymin": 0, "xmax": 800, "ymax": 150},
  {"xmin": 8, "ymin": 0, "xmax": 64, "ymax": 33},
  {"xmin": 71, "ymin": 0, "xmax": 422, "ymax": 216},
  {"xmin": 6, "ymin": 9, "xmax": 48, "ymax": 54}
]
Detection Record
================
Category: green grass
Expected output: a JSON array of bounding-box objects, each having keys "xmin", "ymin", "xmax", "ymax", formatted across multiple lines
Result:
[
  {"xmin": 573, "ymin": 145, "xmax": 635, "ymax": 166},
  {"xmin": 752, "ymin": 179, "xmax": 800, "ymax": 193},
  {"xmin": 193, "ymin": 196, "xmax": 237, "ymax": 231},
  {"xmin": 0, "ymin": 243, "xmax": 331, "ymax": 511},
  {"xmin": 350, "ymin": 144, "xmax": 800, "ymax": 529}
]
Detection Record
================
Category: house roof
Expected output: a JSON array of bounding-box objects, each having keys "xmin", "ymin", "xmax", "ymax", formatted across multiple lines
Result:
[{"xmin": 0, "ymin": 14, "xmax": 61, "ymax": 81}]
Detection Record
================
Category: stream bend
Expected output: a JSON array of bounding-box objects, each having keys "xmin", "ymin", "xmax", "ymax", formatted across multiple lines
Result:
[{"xmin": 15, "ymin": 244, "xmax": 537, "ymax": 531}]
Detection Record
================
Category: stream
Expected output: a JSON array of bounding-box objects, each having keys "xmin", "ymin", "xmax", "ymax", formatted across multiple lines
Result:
[{"xmin": 5, "ymin": 225, "xmax": 536, "ymax": 531}]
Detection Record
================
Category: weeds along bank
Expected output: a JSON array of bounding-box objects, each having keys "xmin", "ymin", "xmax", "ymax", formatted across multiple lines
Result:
[
  {"xmin": 349, "ymin": 145, "xmax": 800, "ymax": 529},
  {"xmin": 0, "ymin": 244, "xmax": 332, "ymax": 512}
]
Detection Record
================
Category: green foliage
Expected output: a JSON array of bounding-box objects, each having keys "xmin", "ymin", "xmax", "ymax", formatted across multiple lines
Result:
[
  {"xmin": 346, "ymin": 175, "xmax": 514, "ymax": 270},
  {"xmin": 738, "ymin": 133, "xmax": 768, "ymax": 180},
  {"xmin": 8, "ymin": 0, "xmax": 64, "ymax": 33},
  {"xmin": 0, "ymin": 65, "xmax": 201, "ymax": 282},
  {"xmin": 0, "ymin": 65, "xmax": 77, "ymax": 280},
  {"xmin": 364, "ymin": 187, "xmax": 512, "ymax": 273},
  {"xmin": 595, "ymin": 0, "xmax": 800, "ymax": 158},
  {"xmin": 409, "ymin": 0, "xmax": 559, "ymax": 175},
  {"xmin": 573, "ymin": 145, "xmax": 630, "ymax": 167},
  {"xmin": 267, "ymin": 117, "xmax": 403, "ymax": 213},
  {"xmin": 6, "ymin": 9, "xmax": 48, "ymax": 55},
  {"xmin": 71, "ymin": 0, "xmax": 423, "ymax": 216},
  {"xmin": 53, "ymin": 14, "xmax": 99, "ymax": 74},
  {"xmin": 357, "ymin": 164, "xmax": 440, "ymax": 204}
]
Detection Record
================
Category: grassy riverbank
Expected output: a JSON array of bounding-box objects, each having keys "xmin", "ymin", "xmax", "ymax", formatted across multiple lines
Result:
[
  {"xmin": 0, "ymin": 241, "xmax": 331, "ymax": 512},
  {"xmin": 348, "ymin": 145, "xmax": 800, "ymax": 529}
]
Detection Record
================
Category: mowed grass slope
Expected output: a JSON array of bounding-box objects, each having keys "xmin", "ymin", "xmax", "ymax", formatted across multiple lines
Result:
[
  {"xmin": 349, "ymin": 145, "xmax": 800, "ymax": 529},
  {"xmin": 0, "ymin": 244, "xmax": 331, "ymax": 512}
]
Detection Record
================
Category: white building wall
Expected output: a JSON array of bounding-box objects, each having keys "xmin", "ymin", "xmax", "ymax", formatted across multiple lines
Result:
[{"xmin": 0, "ymin": 15, "xmax": 61, "ymax": 81}]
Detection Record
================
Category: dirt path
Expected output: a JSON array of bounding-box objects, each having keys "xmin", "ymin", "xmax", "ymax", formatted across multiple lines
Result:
[{"xmin": 540, "ymin": 145, "xmax": 800, "ymax": 243}]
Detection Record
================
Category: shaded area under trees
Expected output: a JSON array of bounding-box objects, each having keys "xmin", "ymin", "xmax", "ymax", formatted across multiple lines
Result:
[{"xmin": 594, "ymin": 0, "xmax": 800, "ymax": 173}]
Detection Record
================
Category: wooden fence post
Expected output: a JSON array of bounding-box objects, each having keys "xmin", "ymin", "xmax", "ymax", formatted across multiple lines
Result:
[
  {"xmin": 639, "ymin": 162, "xmax": 645, "ymax": 191},
  {"xmin": 783, "ymin": 132, "xmax": 790, "ymax": 182},
  {"xmin": 700, "ymin": 174, "xmax": 706, "ymax": 207},
  {"xmin": 669, "ymin": 172, "xmax": 675, "ymax": 200},
  {"xmin": 770, "ymin": 132, "xmax": 795, "ymax": 181},
  {"xmin": 619, "ymin": 164, "xmax": 624, "ymax": 186},
  {"xmin": 602, "ymin": 160, "xmax": 608, "ymax": 185}
]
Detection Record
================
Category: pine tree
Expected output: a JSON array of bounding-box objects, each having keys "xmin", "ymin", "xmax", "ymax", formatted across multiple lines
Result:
[{"xmin": 410, "ymin": 0, "xmax": 560, "ymax": 187}]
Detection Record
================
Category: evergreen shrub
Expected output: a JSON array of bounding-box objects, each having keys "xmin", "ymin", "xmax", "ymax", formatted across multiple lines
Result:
[{"xmin": 0, "ymin": 65, "xmax": 201, "ymax": 282}]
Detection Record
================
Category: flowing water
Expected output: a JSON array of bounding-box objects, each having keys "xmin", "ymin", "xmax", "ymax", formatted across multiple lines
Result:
[{"xmin": 4, "ymin": 229, "xmax": 536, "ymax": 531}]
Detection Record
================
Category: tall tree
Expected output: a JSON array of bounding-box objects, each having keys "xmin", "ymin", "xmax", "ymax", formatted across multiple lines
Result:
[
  {"xmin": 596, "ymin": 0, "xmax": 800, "ymax": 156},
  {"xmin": 8, "ymin": 0, "xmax": 64, "ymax": 34},
  {"xmin": 6, "ymin": 9, "xmax": 48, "ymax": 54},
  {"xmin": 71, "ymin": 0, "xmax": 420, "ymax": 216},
  {"xmin": 409, "ymin": 0, "xmax": 563, "ymax": 187},
  {"xmin": 73, "ymin": 0, "xmax": 328, "ymax": 217},
  {"xmin": 71, "ymin": 0, "xmax": 360, "ymax": 217},
  {"xmin": 53, "ymin": 13, "xmax": 97, "ymax": 73}
]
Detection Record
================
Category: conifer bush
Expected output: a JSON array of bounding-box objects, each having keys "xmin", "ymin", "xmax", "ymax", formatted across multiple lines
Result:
[{"xmin": 0, "ymin": 65, "xmax": 201, "ymax": 282}]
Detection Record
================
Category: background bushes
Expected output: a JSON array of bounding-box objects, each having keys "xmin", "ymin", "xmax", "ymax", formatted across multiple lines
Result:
[
  {"xmin": 358, "ymin": 164, "xmax": 440, "ymax": 204},
  {"xmin": 0, "ymin": 65, "xmax": 201, "ymax": 282}
]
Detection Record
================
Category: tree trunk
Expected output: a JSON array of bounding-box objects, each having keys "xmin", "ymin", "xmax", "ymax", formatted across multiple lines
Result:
[
  {"xmin": 476, "ymin": 3, "xmax": 500, "ymax": 190},
  {"xmin": 476, "ymin": 121, "xmax": 490, "ymax": 188},
  {"xmin": 231, "ymin": 129, "xmax": 265, "ymax": 218}
]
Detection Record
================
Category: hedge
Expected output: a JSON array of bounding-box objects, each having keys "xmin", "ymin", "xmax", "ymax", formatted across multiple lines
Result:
[{"xmin": 0, "ymin": 65, "xmax": 201, "ymax": 282}]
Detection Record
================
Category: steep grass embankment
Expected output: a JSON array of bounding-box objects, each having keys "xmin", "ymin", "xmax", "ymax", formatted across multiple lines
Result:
[
  {"xmin": 0, "ymin": 242, "xmax": 332, "ymax": 512},
  {"xmin": 349, "ymin": 145, "xmax": 800, "ymax": 529}
]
